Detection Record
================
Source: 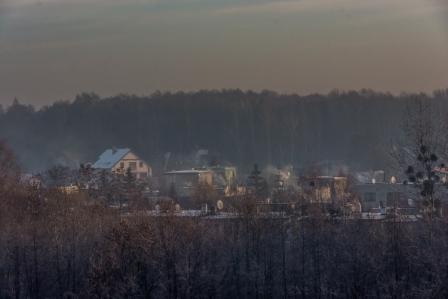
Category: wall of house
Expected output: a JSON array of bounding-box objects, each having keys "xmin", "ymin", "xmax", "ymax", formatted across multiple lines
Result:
[
  {"xmin": 164, "ymin": 172, "xmax": 213, "ymax": 198},
  {"xmin": 111, "ymin": 152, "xmax": 152, "ymax": 179},
  {"xmin": 198, "ymin": 172, "xmax": 213, "ymax": 185},
  {"xmin": 354, "ymin": 183, "xmax": 414, "ymax": 212}
]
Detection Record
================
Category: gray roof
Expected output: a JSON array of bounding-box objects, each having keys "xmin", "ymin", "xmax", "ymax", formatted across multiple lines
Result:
[{"xmin": 92, "ymin": 148, "xmax": 131, "ymax": 169}]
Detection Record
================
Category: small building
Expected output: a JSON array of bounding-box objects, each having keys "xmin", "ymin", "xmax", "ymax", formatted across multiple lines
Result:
[
  {"xmin": 92, "ymin": 148, "xmax": 151, "ymax": 179},
  {"xmin": 208, "ymin": 166, "xmax": 237, "ymax": 196},
  {"xmin": 164, "ymin": 169, "xmax": 213, "ymax": 198},
  {"xmin": 299, "ymin": 176, "xmax": 348, "ymax": 204},
  {"xmin": 353, "ymin": 182, "xmax": 416, "ymax": 214}
]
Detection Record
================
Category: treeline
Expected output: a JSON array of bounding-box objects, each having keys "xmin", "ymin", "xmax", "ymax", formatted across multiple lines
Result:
[{"xmin": 1, "ymin": 89, "xmax": 448, "ymax": 172}]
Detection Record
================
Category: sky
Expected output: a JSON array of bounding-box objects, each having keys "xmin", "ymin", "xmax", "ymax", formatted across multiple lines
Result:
[{"xmin": 0, "ymin": 0, "xmax": 448, "ymax": 106}]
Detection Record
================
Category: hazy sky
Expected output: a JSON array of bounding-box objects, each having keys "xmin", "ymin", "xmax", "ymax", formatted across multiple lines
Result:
[{"xmin": 0, "ymin": 0, "xmax": 447, "ymax": 105}]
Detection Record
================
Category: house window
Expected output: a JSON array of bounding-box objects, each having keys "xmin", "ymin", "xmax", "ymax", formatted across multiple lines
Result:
[
  {"xmin": 139, "ymin": 161, "xmax": 144, "ymax": 168},
  {"xmin": 364, "ymin": 192, "xmax": 376, "ymax": 202},
  {"xmin": 129, "ymin": 162, "xmax": 137, "ymax": 170},
  {"xmin": 120, "ymin": 162, "xmax": 124, "ymax": 169}
]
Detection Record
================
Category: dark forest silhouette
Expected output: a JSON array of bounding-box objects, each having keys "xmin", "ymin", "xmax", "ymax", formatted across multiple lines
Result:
[{"xmin": 1, "ymin": 89, "xmax": 448, "ymax": 172}]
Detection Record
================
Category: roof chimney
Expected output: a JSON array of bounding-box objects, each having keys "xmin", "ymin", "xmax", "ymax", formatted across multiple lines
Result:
[{"xmin": 112, "ymin": 147, "xmax": 117, "ymax": 154}]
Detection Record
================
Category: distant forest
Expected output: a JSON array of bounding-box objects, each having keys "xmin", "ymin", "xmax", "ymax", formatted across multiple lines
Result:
[{"xmin": 1, "ymin": 89, "xmax": 448, "ymax": 173}]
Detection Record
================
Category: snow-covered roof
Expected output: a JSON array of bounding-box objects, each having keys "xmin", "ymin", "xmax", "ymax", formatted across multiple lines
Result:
[{"xmin": 92, "ymin": 148, "xmax": 131, "ymax": 169}]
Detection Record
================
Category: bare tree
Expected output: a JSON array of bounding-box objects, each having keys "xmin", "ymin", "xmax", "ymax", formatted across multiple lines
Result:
[
  {"xmin": 0, "ymin": 140, "xmax": 20, "ymax": 198},
  {"xmin": 400, "ymin": 96, "xmax": 447, "ymax": 220}
]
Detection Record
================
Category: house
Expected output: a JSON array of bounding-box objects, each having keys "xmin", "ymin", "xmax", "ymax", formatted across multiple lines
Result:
[
  {"xmin": 92, "ymin": 148, "xmax": 151, "ymax": 179},
  {"xmin": 299, "ymin": 176, "xmax": 348, "ymax": 204},
  {"xmin": 353, "ymin": 182, "xmax": 416, "ymax": 214},
  {"xmin": 164, "ymin": 169, "xmax": 213, "ymax": 198},
  {"xmin": 207, "ymin": 166, "xmax": 237, "ymax": 196}
]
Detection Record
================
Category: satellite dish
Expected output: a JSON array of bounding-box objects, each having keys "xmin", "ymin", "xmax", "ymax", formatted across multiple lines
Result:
[
  {"xmin": 217, "ymin": 200, "xmax": 224, "ymax": 210},
  {"xmin": 390, "ymin": 176, "xmax": 397, "ymax": 184}
]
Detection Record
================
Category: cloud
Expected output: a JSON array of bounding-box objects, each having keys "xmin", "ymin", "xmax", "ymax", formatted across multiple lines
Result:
[
  {"xmin": 1, "ymin": 0, "xmax": 282, "ymax": 7},
  {"xmin": 212, "ymin": 0, "xmax": 447, "ymax": 17},
  {"xmin": 4, "ymin": 0, "xmax": 445, "ymax": 23}
]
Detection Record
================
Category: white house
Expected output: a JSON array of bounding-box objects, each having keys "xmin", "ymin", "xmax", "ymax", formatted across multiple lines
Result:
[{"xmin": 92, "ymin": 148, "xmax": 152, "ymax": 179}]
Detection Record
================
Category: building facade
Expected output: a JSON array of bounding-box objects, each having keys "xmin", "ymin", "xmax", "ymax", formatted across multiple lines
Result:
[
  {"xmin": 353, "ymin": 183, "xmax": 416, "ymax": 213},
  {"xmin": 164, "ymin": 170, "xmax": 213, "ymax": 198},
  {"xmin": 92, "ymin": 148, "xmax": 152, "ymax": 179}
]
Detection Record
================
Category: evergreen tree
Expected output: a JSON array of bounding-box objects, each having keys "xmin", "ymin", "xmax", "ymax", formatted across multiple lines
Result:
[{"xmin": 247, "ymin": 164, "xmax": 268, "ymax": 199}]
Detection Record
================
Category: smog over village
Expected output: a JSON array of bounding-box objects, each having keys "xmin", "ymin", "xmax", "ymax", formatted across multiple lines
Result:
[{"xmin": 1, "ymin": 0, "xmax": 448, "ymax": 298}]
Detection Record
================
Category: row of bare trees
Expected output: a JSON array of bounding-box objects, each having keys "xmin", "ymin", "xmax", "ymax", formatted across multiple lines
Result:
[{"xmin": 2, "ymin": 189, "xmax": 448, "ymax": 298}]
